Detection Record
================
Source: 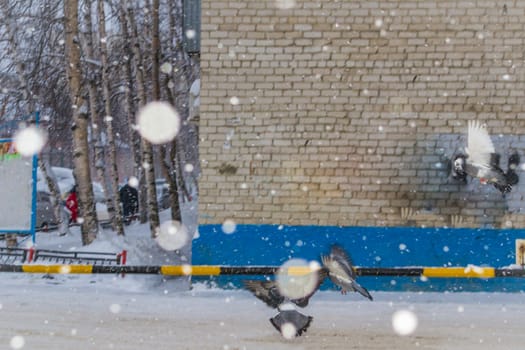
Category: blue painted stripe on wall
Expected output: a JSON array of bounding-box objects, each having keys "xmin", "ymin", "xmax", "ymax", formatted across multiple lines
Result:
[{"xmin": 193, "ymin": 224, "xmax": 525, "ymax": 292}]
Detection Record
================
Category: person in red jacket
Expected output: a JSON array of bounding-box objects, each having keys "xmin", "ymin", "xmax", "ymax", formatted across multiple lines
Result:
[{"xmin": 65, "ymin": 185, "xmax": 78, "ymax": 224}]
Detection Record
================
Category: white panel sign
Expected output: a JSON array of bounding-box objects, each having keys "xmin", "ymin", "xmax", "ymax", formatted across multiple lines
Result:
[{"xmin": 0, "ymin": 140, "xmax": 35, "ymax": 231}]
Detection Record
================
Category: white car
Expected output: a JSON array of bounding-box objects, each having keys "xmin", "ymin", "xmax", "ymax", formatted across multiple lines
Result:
[
  {"xmin": 155, "ymin": 178, "xmax": 170, "ymax": 209},
  {"xmin": 36, "ymin": 167, "xmax": 110, "ymax": 225}
]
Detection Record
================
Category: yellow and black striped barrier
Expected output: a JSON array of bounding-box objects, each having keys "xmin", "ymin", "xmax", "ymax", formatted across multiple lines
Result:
[{"xmin": 1, "ymin": 264, "xmax": 525, "ymax": 278}]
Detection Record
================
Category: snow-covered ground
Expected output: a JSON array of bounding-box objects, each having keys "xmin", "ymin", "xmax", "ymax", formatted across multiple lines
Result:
[
  {"xmin": 2, "ymin": 211, "xmax": 525, "ymax": 349},
  {"xmin": 1, "ymin": 277, "xmax": 525, "ymax": 350}
]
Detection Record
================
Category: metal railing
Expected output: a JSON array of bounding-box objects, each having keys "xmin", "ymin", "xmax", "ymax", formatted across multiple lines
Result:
[{"xmin": 0, "ymin": 247, "xmax": 126, "ymax": 265}]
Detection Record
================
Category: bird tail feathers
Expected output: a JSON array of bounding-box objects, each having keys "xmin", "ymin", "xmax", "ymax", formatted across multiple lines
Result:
[{"xmin": 354, "ymin": 283, "xmax": 373, "ymax": 301}]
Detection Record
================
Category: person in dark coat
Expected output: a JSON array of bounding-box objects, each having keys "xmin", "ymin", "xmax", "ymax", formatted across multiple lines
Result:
[{"xmin": 119, "ymin": 182, "xmax": 139, "ymax": 220}]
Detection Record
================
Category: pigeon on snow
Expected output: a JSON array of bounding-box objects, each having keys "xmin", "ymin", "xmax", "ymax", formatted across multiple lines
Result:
[
  {"xmin": 268, "ymin": 307, "xmax": 313, "ymax": 337},
  {"xmin": 452, "ymin": 120, "xmax": 519, "ymax": 194},
  {"xmin": 243, "ymin": 268, "xmax": 327, "ymax": 337},
  {"xmin": 321, "ymin": 245, "xmax": 373, "ymax": 301}
]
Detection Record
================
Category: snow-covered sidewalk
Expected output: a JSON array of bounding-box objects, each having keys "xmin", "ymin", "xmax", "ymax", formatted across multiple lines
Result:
[{"xmin": 1, "ymin": 272, "xmax": 524, "ymax": 350}]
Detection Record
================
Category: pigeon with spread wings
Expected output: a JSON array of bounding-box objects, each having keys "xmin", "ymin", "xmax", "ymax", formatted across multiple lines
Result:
[
  {"xmin": 452, "ymin": 120, "xmax": 519, "ymax": 194},
  {"xmin": 321, "ymin": 245, "xmax": 373, "ymax": 301},
  {"xmin": 243, "ymin": 268, "xmax": 327, "ymax": 337},
  {"xmin": 243, "ymin": 267, "xmax": 327, "ymax": 309}
]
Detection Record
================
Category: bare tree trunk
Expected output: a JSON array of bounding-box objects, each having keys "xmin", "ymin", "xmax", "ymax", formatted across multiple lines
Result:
[
  {"xmin": 143, "ymin": 142, "xmax": 158, "ymax": 237},
  {"xmin": 146, "ymin": 0, "xmax": 162, "ymax": 236},
  {"xmin": 127, "ymin": 4, "xmax": 148, "ymax": 225},
  {"xmin": 39, "ymin": 159, "xmax": 69, "ymax": 236},
  {"xmin": 164, "ymin": 0, "xmax": 183, "ymax": 222},
  {"xmin": 162, "ymin": 76, "xmax": 183, "ymax": 221},
  {"xmin": 97, "ymin": 0, "xmax": 124, "ymax": 235},
  {"xmin": 118, "ymin": 2, "xmax": 142, "ymax": 186},
  {"xmin": 64, "ymin": 0, "xmax": 99, "ymax": 245},
  {"xmin": 159, "ymin": 145, "xmax": 181, "ymax": 221},
  {"xmin": 127, "ymin": 4, "xmax": 159, "ymax": 236},
  {"xmin": 82, "ymin": 0, "xmax": 110, "ymax": 232},
  {"xmin": 151, "ymin": 0, "xmax": 160, "ymax": 101}
]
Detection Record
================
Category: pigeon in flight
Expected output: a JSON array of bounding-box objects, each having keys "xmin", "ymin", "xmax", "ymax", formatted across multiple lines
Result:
[
  {"xmin": 452, "ymin": 120, "xmax": 519, "ymax": 194},
  {"xmin": 243, "ymin": 268, "xmax": 327, "ymax": 337},
  {"xmin": 321, "ymin": 245, "xmax": 373, "ymax": 301}
]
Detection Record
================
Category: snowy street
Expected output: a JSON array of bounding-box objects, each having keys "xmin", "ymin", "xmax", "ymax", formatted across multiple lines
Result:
[{"xmin": 1, "ymin": 273, "xmax": 524, "ymax": 350}]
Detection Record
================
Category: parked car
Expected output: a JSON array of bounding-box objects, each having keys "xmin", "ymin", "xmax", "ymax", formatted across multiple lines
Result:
[
  {"xmin": 155, "ymin": 178, "xmax": 170, "ymax": 209},
  {"xmin": 36, "ymin": 189, "xmax": 110, "ymax": 231},
  {"xmin": 36, "ymin": 167, "xmax": 110, "ymax": 228},
  {"xmin": 36, "ymin": 190, "xmax": 62, "ymax": 231}
]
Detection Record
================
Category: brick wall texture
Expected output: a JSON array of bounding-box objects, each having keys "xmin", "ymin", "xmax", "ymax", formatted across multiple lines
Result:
[{"xmin": 199, "ymin": 0, "xmax": 525, "ymax": 229}]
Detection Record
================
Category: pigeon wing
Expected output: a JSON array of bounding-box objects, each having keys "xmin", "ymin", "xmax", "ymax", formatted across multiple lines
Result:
[
  {"xmin": 322, "ymin": 254, "xmax": 354, "ymax": 287},
  {"xmin": 243, "ymin": 280, "xmax": 283, "ymax": 309},
  {"xmin": 466, "ymin": 120, "xmax": 496, "ymax": 168},
  {"xmin": 330, "ymin": 245, "xmax": 357, "ymax": 279}
]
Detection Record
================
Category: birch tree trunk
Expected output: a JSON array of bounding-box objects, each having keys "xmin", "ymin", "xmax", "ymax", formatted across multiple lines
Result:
[
  {"xmin": 97, "ymin": 0, "xmax": 124, "ymax": 235},
  {"xmin": 160, "ymin": 145, "xmax": 181, "ymax": 221},
  {"xmin": 82, "ymin": 0, "xmax": 110, "ymax": 233},
  {"xmin": 126, "ymin": 4, "xmax": 148, "ymax": 225},
  {"xmin": 164, "ymin": 0, "xmax": 183, "ymax": 222},
  {"xmin": 127, "ymin": 3, "xmax": 159, "ymax": 236},
  {"xmin": 64, "ymin": 0, "xmax": 99, "ymax": 245},
  {"xmin": 146, "ymin": 0, "xmax": 162, "ymax": 236},
  {"xmin": 118, "ymin": 3, "xmax": 142, "ymax": 189}
]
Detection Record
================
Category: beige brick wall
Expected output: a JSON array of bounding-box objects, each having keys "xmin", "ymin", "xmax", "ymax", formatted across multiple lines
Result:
[{"xmin": 199, "ymin": 0, "xmax": 525, "ymax": 229}]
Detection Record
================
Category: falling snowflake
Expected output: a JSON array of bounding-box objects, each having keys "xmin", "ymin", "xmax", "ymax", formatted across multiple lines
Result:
[
  {"xmin": 229, "ymin": 96, "xmax": 240, "ymax": 105},
  {"xmin": 160, "ymin": 62, "xmax": 173, "ymax": 74},
  {"xmin": 221, "ymin": 219, "xmax": 237, "ymax": 234},
  {"xmin": 59, "ymin": 265, "xmax": 72, "ymax": 274},
  {"xmin": 137, "ymin": 101, "xmax": 181, "ymax": 144},
  {"xmin": 109, "ymin": 304, "xmax": 122, "ymax": 314},
  {"xmin": 276, "ymin": 259, "xmax": 321, "ymax": 300},
  {"xmin": 281, "ymin": 322, "xmax": 297, "ymax": 339},
  {"xmin": 128, "ymin": 177, "xmax": 139, "ymax": 188},
  {"xmin": 392, "ymin": 310, "xmax": 418, "ymax": 336},
  {"xmin": 155, "ymin": 220, "xmax": 189, "ymax": 250},
  {"xmin": 181, "ymin": 264, "xmax": 192, "ymax": 275},
  {"xmin": 10, "ymin": 335, "xmax": 25, "ymax": 349},
  {"xmin": 185, "ymin": 29, "xmax": 196, "ymax": 39},
  {"xmin": 13, "ymin": 126, "xmax": 47, "ymax": 156}
]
